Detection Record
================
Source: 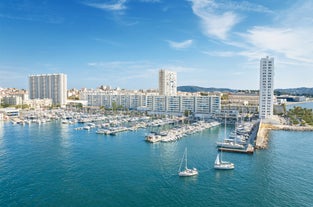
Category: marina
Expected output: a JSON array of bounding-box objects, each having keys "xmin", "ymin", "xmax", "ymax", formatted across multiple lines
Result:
[
  {"xmin": 1, "ymin": 118, "xmax": 313, "ymax": 206},
  {"xmin": 216, "ymin": 119, "xmax": 259, "ymax": 154}
]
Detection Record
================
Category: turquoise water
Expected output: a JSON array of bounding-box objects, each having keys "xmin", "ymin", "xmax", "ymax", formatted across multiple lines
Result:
[{"xmin": 0, "ymin": 120, "xmax": 313, "ymax": 207}]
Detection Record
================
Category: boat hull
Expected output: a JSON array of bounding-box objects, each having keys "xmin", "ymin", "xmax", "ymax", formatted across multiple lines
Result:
[
  {"xmin": 178, "ymin": 169, "xmax": 198, "ymax": 177},
  {"xmin": 214, "ymin": 163, "xmax": 235, "ymax": 170}
]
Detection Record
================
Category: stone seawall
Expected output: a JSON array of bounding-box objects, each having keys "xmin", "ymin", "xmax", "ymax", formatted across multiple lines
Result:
[{"xmin": 255, "ymin": 123, "xmax": 313, "ymax": 149}]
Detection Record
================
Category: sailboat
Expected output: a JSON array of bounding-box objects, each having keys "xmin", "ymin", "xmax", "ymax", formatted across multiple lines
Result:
[
  {"xmin": 214, "ymin": 150, "xmax": 235, "ymax": 170},
  {"xmin": 178, "ymin": 148, "xmax": 198, "ymax": 177},
  {"xmin": 214, "ymin": 115, "xmax": 235, "ymax": 170}
]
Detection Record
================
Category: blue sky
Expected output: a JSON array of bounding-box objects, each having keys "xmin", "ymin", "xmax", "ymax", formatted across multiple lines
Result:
[{"xmin": 0, "ymin": 0, "xmax": 312, "ymax": 90}]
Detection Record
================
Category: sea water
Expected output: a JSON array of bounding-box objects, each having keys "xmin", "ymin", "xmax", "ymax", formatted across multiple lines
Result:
[{"xmin": 0, "ymin": 118, "xmax": 313, "ymax": 206}]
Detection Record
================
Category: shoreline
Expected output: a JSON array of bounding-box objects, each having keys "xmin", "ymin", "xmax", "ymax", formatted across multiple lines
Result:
[{"xmin": 255, "ymin": 123, "xmax": 313, "ymax": 149}]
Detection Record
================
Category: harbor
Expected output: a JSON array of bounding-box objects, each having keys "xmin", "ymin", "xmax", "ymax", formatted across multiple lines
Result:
[
  {"xmin": 6, "ymin": 108, "xmax": 313, "ymax": 153},
  {"xmin": 216, "ymin": 120, "xmax": 260, "ymax": 154},
  {"xmin": 1, "ymin": 114, "xmax": 313, "ymax": 207}
]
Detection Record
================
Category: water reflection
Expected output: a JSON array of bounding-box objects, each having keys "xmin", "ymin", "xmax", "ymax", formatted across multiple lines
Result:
[
  {"xmin": 0, "ymin": 121, "xmax": 4, "ymax": 141},
  {"xmin": 59, "ymin": 123, "xmax": 71, "ymax": 149},
  {"xmin": 0, "ymin": 121, "xmax": 5, "ymax": 157}
]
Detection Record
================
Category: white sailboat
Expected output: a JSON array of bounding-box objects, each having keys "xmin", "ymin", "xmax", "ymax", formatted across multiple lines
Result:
[
  {"xmin": 214, "ymin": 150, "xmax": 235, "ymax": 170},
  {"xmin": 178, "ymin": 148, "xmax": 198, "ymax": 177},
  {"xmin": 214, "ymin": 115, "xmax": 235, "ymax": 170}
]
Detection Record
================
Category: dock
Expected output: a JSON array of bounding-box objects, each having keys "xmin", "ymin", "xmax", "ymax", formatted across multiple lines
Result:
[
  {"xmin": 217, "ymin": 121, "xmax": 259, "ymax": 154},
  {"xmin": 218, "ymin": 144, "xmax": 254, "ymax": 154}
]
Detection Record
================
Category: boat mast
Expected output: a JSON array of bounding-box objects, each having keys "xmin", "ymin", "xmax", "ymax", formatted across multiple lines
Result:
[{"xmin": 185, "ymin": 148, "xmax": 188, "ymax": 170}]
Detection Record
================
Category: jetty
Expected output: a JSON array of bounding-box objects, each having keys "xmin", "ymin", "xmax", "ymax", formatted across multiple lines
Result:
[{"xmin": 255, "ymin": 117, "xmax": 313, "ymax": 149}]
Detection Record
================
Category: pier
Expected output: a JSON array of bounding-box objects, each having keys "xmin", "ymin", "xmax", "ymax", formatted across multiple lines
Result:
[
  {"xmin": 216, "ymin": 121, "xmax": 259, "ymax": 154},
  {"xmin": 218, "ymin": 144, "xmax": 254, "ymax": 154}
]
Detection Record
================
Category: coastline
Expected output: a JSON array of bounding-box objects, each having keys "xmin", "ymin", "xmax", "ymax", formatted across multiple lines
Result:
[{"xmin": 255, "ymin": 122, "xmax": 313, "ymax": 149}]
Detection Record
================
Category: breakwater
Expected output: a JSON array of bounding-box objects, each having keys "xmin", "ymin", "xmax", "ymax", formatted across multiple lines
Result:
[{"xmin": 255, "ymin": 122, "xmax": 313, "ymax": 149}]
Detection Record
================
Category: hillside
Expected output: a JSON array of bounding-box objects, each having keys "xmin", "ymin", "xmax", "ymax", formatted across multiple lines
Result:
[
  {"xmin": 178, "ymin": 86, "xmax": 313, "ymax": 96},
  {"xmin": 275, "ymin": 87, "xmax": 313, "ymax": 96},
  {"xmin": 177, "ymin": 86, "xmax": 236, "ymax": 93}
]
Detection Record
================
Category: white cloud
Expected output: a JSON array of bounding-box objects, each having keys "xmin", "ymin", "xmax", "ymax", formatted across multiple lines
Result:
[
  {"xmin": 189, "ymin": 0, "xmax": 241, "ymax": 40},
  {"xmin": 239, "ymin": 26, "xmax": 313, "ymax": 63},
  {"xmin": 167, "ymin": 39, "xmax": 193, "ymax": 49},
  {"xmin": 84, "ymin": 0, "xmax": 127, "ymax": 11},
  {"xmin": 197, "ymin": 0, "xmax": 313, "ymax": 87}
]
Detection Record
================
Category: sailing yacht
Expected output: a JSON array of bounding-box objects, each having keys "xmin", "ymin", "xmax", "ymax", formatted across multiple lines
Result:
[
  {"xmin": 214, "ymin": 151, "xmax": 235, "ymax": 170},
  {"xmin": 214, "ymin": 115, "xmax": 235, "ymax": 170},
  {"xmin": 178, "ymin": 148, "xmax": 198, "ymax": 177}
]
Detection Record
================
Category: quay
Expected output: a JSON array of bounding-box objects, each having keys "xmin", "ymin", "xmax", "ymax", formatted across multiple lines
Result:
[
  {"xmin": 218, "ymin": 144, "xmax": 254, "ymax": 154},
  {"xmin": 216, "ymin": 121, "xmax": 259, "ymax": 154}
]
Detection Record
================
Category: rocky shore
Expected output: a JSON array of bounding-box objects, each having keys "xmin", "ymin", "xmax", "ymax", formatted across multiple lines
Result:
[{"xmin": 255, "ymin": 122, "xmax": 313, "ymax": 149}]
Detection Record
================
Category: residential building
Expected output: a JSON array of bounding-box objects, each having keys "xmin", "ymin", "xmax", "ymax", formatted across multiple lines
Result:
[
  {"xmin": 2, "ymin": 95, "xmax": 23, "ymax": 106},
  {"xmin": 29, "ymin": 73, "xmax": 67, "ymax": 105},
  {"xmin": 81, "ymin": 90, "xmax": 221, "ymax": 116},
  {"xmin": 259, "ymin": 56, "xmax": 274, "ymax": 119},
  {"xmin": 159, "ymin": 69, "xmax": 177, "ymax": 96}
]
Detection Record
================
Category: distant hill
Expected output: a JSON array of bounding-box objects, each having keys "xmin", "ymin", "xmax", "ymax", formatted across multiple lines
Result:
[
  {"xmin": 275, "ymin": 87, "xmax": 313, "ymax": 96},
  {"xmin": 178, "ymin": 86, "xmax": 313, "ymax": 96},
  {"xmin": 177, "ymin": 86, "xmax": 237, "ymax": 93}
]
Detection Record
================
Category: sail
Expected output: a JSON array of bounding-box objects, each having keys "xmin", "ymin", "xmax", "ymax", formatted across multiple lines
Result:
[{"xmin": 215, "ymin": 153, "xmax": 221, "ymax": 165}]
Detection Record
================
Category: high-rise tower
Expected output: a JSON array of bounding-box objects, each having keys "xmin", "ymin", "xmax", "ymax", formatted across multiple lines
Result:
[
  {"xmin": 259, "ymin": 56, "xmax": 274, "ymax": 119},
  {"xmin": 29, "ymin": 73, "xmax": 67, "ymax": 105},
  {"xmin": 159, "ymin": 69, "xmax": 177, "ymax": 96}
]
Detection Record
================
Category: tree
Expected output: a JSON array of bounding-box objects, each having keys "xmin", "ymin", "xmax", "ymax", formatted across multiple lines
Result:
[{"xmin": 184, "ymin": 110, "xmax": 191, "ymax": 117}]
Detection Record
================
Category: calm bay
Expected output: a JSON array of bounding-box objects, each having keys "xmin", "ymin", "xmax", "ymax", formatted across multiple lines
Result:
[{"xmin": 1, "ymin": 110, "xmax": 313, "ymax": 206}]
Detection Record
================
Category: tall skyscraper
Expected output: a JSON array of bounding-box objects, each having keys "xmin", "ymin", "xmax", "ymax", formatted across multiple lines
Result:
[
  {"xmin": 159, "ymin": 69, "xmax": 177, "ymax": 96},
  {"xmin": 259, "ymin": 56, "xmax": 274, "ymax": 119},
  {"xmin": 29, "ymin": 73, "xmax": 67, "ymax": 105}
]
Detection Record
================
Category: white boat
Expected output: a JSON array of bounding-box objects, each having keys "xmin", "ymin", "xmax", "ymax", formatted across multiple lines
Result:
[
  {"xmin": 178, "ymin": 148, "xmax": 198, "ymax": 177},
  {"xmin": 214, "ymin": 151, "xmax": 234, "ymax": 170},
  {"xmin": 216, "ymin": 141, "xmax": 245, "ymax": 149},
  {"xmin": 214, "ymin": 115, "xmax": 235, "ymax": 170}
]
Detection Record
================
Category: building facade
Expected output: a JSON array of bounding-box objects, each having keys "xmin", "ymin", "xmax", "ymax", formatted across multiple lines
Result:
[
  {"xmin": 29, "ymin": 73, "xmax": 67, "ymax": 105},
  {"xmin": 159, "ymin": 69, "xmax": 177, "ymax": 96},
  {"xmin": 2, "ymin": 95, "xmax": 23, "ymax": 106},
  {"xmin": 82, "ymin": 91, "xmax": 221, "ymax": 116},
  {"xmin": 259, "ymin": 56, "xmax": 274, "ymax": 119}
]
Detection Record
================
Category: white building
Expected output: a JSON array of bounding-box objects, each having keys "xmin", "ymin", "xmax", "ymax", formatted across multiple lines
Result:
[
  {"xmin": 2, "ymin": 95, "xmax": 23, "ymax": 106},
  {"xmin": 24, "ymin": 98, "xmax": 53, "ymax": 108},
  {"xmin": 159, "ymin": 69, "xmax": 177, "ymax": 96},
  {"xmin": 29, "ymin": 73, "xmax": 67, "ymax": 105},
  {"xmin": 259, "ymin": 56, "xmax": 274, "ymax": 119},
  {"xmin": 81, "ymin": 91, "xmax": 221, "ymax": 116}
]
